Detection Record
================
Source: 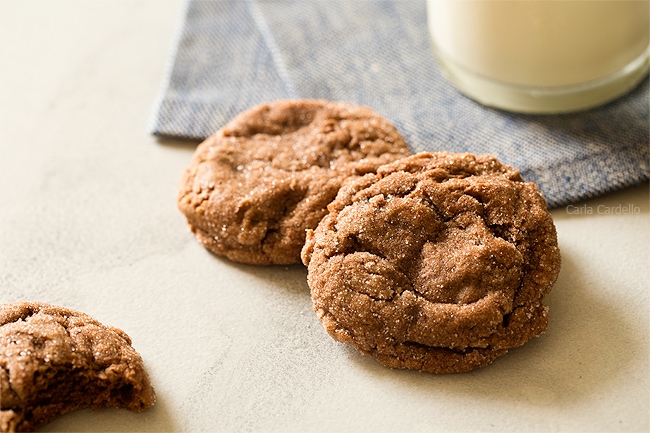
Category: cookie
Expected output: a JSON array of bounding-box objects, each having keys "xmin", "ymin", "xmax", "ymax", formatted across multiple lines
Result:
[
  {"xmin": 301, "ymin": 152, "xmax": 561, "ymax": 374},
  {"xmin": 177, "ymin": 99, "xmax": 411, "ymax": 265},
  {"xmin": 0, "ymin": 302, "xmax": 155, "ymax": 432}
]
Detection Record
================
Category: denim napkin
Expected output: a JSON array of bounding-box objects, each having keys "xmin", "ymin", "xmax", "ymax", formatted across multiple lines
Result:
[{"xmin": 149, "ymin": 0, "xmax": 649, "ymax": 208}]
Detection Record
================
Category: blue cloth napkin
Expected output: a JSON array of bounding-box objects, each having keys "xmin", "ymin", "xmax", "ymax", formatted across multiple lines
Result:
[{"xmin": 149, "ymin": 0, "xmax": 649, "ymax": 208}]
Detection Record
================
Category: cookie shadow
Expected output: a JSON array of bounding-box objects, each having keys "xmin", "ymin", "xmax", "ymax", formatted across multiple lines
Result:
[
  {"xmin": 39, "ymin": 393, "xmax": 180, "ymax": 432},
  {"xmin": 153, "ymin": 134, "xmax": 202, "ymax": 150},
  {"xmin": 224, "ymin": 259, "xmax": 311, "ymax": 299},
  {"xmin": 347, "ymin": 248, "xmax": 641, "ymax": 408}
]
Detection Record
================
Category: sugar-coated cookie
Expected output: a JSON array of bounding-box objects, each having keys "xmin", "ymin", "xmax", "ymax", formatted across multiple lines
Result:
[
  {"xmin": 301, "ymin": 152, "xmax": 561, "ymax": 373},
  {"xmin": 178, "ymin": 99, "xmax": 411, "ymax": 265},
  {"xmin": 0, "ymin": 302, "xmax": 155, "ymax": 432}
]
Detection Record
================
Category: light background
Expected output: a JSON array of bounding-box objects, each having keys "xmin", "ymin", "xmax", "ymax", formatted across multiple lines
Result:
[{"xmin": 1, "ymin": 1, "xmax": 648, "ymax": 432}]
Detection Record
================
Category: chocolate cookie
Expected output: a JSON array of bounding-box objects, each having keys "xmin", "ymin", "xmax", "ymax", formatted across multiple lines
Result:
[
  {"xmin": 177, "ymin": 99, "xmax": 411, "ymax": 265},
  {"xmin": 301, "ymin": 152, "xmax": 561, "ymax": 374},
  {"xmin": 0, "ymin": 302, "xmax": 155, "ymax": 432}
]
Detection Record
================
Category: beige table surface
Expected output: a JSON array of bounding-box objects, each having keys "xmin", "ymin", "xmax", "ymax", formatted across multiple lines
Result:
[{"xmin": 1, "ymin": 1, "xmax": 648, "ymax": 432}]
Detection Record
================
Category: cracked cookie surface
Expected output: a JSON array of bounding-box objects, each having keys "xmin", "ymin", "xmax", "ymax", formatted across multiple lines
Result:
[
  {"xmin": 0, "ymin": 302, "xmax": 155, "ymax": 432},
  {"xmin": 301, "ymin": 152, "xmax": 561, "ymax": 373},
  {"xmin": 177, "ymin": 99, "xmax": 411, "ymax": 265}
]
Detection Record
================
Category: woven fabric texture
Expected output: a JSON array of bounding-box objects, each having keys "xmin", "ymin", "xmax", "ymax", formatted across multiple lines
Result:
[{"xmin": 149, "ymin": 0, "xmax": 649, "ymax": 208}]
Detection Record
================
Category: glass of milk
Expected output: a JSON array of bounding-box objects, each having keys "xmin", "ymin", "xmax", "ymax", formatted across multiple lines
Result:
[{"xmin": 427, "ymin": 0, "xmax": 650, "ymax": 113}]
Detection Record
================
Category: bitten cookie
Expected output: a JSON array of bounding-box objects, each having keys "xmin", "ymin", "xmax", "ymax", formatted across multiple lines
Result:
[
  {"xmin": 301, "ymin": 152, "xmax": 561, "ymax": 374},
  {"xmin": 0, "ymin": 302, "xmax": 155, "ymax": 432},
  {"xmin": 177, "ymin": 99, "xmax": 411, "ymax": 265}
]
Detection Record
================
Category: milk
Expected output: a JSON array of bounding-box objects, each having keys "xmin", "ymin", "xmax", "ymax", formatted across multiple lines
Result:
[{"xmin": 427, "ymin": 0, "xmax": 650, "ymax": 113}]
